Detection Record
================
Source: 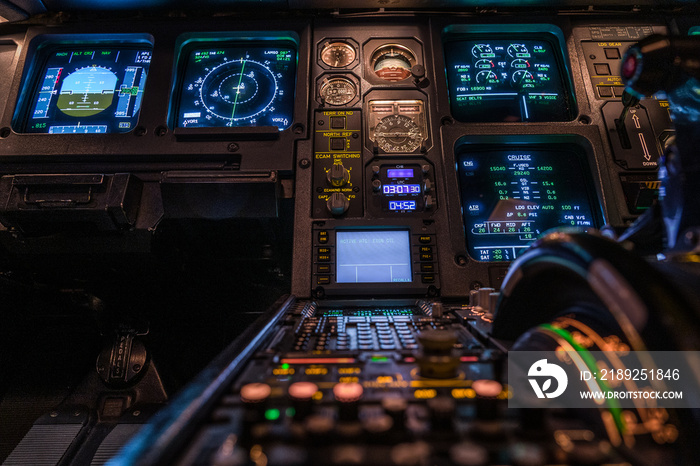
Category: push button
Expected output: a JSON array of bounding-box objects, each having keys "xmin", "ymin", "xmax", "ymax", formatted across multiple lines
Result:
[
  {"xmin": 420, "ymin": 246, "xmax": 433, "ymax": 254},
  {"xmin": 418, "ymin": 235, "xmax": 432, "ymax": 244},
  {"xmin": 613, "ymin": 86, "xmax": 625, "ymax": 97},
  {"xmin": 598, "ymin": 86, "xmax": 613, "ymax": 98},
  {"xmin": 594, "ymin": 63, "xmax": 611, "ymax": 76},
  {"xmin": 420, "ymin": 253, "xmax": 433, "ymax": 261},
  {"xmin": 318, "ymin": 255, "xmax": 331, "ymax": 262},
  {"xmin": 317, "ymin": 276, "xmax": 331, "ymax": 285},
  {"xmin": 604, "ymin": 48, "xmax": 621, "ymax": 59},
  {"xmin": 330, "ymin": 116, "xmax": 346, "ymax": 129},
  {"xmin": 421, "ymin": 263, "xmax": 434, "ymax": 273},
  {"xmin": 421, "ymin": 275, "xmax": 435, "ymax": 284},
  {"xmin": 317, "ymin": 247, "xmax": 330, "ymax": 255},
  {"xmin": 317, "ymin": 264, "xmax": 331, "ymax": 273},
  {"xmin": 330, "ymin": 138, "xmax": 345, "ymax": 151},
  {"xmin": 318, "ymin": 231, "xmax": 329, "ymax": 243}
]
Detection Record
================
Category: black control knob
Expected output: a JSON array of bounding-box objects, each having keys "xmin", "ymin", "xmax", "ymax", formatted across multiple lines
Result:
[
  {"xmin": 288, "ymin": 381, "xmax": 318, "ymax": 420},
  {"xmin": 472, "ymin": 379, "xmax": 502, "ymax": 420},
  {"xmin": 417, "ymin": 329, "xmax": 460, "ymax": 379},
  {"xmin": 333, "ymin": 381, "xmax": 363, "ymax": 421},
  {"xmin": 382, "ymin": 396, "xmax": 407, "ymax": 431},
  {"xmin": 428, "ymin": 396, "xmax": 455, "ymax": 430},
  {"xmin": 327, "ymin": 192, "xmax": 350, "ymax": 216},
  {"xmin": 423, "ymin": 179, "xmax": 432, "ymax": 193},
  {"xmin": 372, "ymin": 179, "xmax": 382, "ymax": 192},
  {"xmin": 327, "ymin": 162, "xmax": 350, "ymax": 187}
]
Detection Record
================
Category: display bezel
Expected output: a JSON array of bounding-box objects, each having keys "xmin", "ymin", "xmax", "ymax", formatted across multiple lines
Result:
[
  {"xmin": 455, "ymin": 142, "xmax": 602, "ymax": 262},
  {"xmin": 168, "ymin": 32, "xmax": 299, "ymax": 132},
  {"xmin": 442, "ymin": 25, "xmax": 577, "ymax": 123},
  {"xmin": 12, "ymin": 34, "xmax": 154, "ymax": 134},
  {"xmin": 335, "ymin": 230, "xmax": 413, "ymax": 284}
]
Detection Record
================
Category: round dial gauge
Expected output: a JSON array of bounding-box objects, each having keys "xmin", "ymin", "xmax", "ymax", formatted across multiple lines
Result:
[
  {"xmin": 511, "ymin": 69, "xmax": 536, "ymax": 88},
  {"xmin": 471, "ymin": 44, "xmax": 494, "ymax": 59},
  {"xmin": 321, "ymin": 42, "xmax": 356, "ymax": 68},
  {"xmin": 197, "ymin": 58, "xmax": 280, "ymax": 126},
  {"xmin": 374, "ymin": 114, "xmax": 422, "ymax": 153},
  {"xmin": 319, "ymin": 77, "xmax": 357, "ymax": 106},
  {"xmin": 507, "ymin": 44, "xmax": 529, "ymax": 57},
  {"xmin": 476, "ymin": 70, "xmax": 499, "ymax": 84},
  {"xmin": 371, "ymin": 44, "xmax": 416, "ymax": 82}
]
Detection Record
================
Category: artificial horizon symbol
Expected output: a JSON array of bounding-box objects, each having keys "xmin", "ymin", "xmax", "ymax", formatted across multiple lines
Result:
[{"xmin": 528, "ymin": 358, "xmax": 568, "ymax": 399}]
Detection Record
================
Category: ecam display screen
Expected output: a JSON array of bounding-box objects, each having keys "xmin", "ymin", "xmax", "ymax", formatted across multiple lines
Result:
[
  {"xmin": 336, "ymin": 231, "xmax": 412, "ymax": 283},
  {"xmin": 457, "ymin": 149, "xmax": 597, "ymax": 261},
  {"xmin": 444, "ymin": 37, "xmax": 572, "ymax": 122},
  {"xmin": 176, "ymin": 42, "xmax": 296, "ymax": 129},
  {"xmin": 20, "ymin": 45, "xmax": 152, "ymax": 133},
  {"xmin": 383, "ymin": 184, "xmax": 421, "ymax": 194}
]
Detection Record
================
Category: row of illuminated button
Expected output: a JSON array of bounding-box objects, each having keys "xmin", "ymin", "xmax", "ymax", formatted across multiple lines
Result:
[
  {"xmin": 316, "ymin": 233, "xmax": 332, "ymax": 285},
  {"xmin": 418, "ymin": 236, "xmax": 436, "ymax": 284}
]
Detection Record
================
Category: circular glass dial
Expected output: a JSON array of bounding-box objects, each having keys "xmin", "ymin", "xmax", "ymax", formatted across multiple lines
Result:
[
  {"xmin": 374, "ymin": 114, "xmax": 422, "ymax": 153},
  {"xmin": 198, "ymin": 59, "xmax": 279, "ymax": 126},
  {"xmin": 321, "ymin": 42, "xmax": 356, "ymax": 68},
  {"xmin": 319, "ymin": 77, "xmax": 357, "ymax": 106},
  {"xmin": 371, "ymin": 44, "xmax": 416, "ymax": 82}
]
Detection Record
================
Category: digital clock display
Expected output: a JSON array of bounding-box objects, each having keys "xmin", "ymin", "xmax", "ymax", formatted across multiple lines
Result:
[
  {"xmin": 383, "ymin": 184, "xmax": 421, "ymax": 195},
  {"xmin": 389, "ymin": 200, "xmax": 417, "ymax": 211}
]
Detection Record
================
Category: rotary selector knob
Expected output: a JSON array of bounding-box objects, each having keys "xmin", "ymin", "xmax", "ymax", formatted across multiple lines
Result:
[
  {"xmin": 327, "ymin": 192, "xmax": 350, "ymax": 216},
  {"xmin": 327, "ymin": 162, "xmax": 350, "ymax": 187}
]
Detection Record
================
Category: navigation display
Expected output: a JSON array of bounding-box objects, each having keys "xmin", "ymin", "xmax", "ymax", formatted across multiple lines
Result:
[
  {"xmin": 444, "ymin": 37, "xmax": 573, "ymax": 122},
  {"xmin": 457, "ymin": 148, "xmax": 597, "ymax": 261},
  {"xmin": 336, "ymin": 230, "xmax": 412, "ymax": 283},
  {"xmin": 19, "ymin": 44, "xmax": 152, "ymax": 133},
  {"xmin": 175, "ymin": 42, "xmax": 296, "ymax": 129}
]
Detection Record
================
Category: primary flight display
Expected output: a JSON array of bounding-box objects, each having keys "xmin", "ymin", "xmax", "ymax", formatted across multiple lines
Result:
[{"xmin": 18, "ymin": 44, "xmax": 152, "ymax": 133}]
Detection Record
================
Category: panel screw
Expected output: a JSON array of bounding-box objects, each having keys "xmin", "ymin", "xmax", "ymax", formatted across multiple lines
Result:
[
  {"xmin": 227, "ymin": 143, "xmax": 239, "ymax": 152},
  {"xmin": 299, "ymin": 159, "xmax": 311, "ymax": 169}
]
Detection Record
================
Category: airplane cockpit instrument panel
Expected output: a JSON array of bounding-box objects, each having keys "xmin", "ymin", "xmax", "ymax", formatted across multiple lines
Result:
[
  {"xmin": 172, "ymin": 36, "xmax": 298, "ymax": 130},
  {"xmin": 13, "ymin": 35, "xmax": 153, "ymax": 134}
]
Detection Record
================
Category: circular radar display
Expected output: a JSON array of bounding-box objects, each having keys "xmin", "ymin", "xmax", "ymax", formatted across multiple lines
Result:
[
  {"xmin": 200, "ymin": 59, "xmax": 276, "ymax": 124},
  {"xmin": 374, "ymin": 114, "xmax": 422, "ymax": 153},
  {"xmin": 177, "ymin": 44, "xmax": 297, "ymax": 129}
]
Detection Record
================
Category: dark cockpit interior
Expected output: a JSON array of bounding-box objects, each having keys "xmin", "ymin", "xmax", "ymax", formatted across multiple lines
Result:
[{"xmin": 1, "ymin": 0, "xmax": 700, "ymax": 464}]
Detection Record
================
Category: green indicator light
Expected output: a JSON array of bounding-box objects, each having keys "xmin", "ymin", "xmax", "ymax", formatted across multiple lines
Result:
[
  {"xmin": 265, "ymin": 409, "xmax": 281, "ymax": 421},
  {"xmin": 281, "ymin": 364, "xmax": 290, "ymax": 370},
  {"xmin": 286, "ymin": 407, "xmax": 295, "ymax": 418},
  {"xmin": 371, "ymin": 356, "xmax": 389, "ymax": 362}
]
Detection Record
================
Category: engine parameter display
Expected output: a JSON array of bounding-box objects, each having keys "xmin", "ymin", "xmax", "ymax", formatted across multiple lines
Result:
[
  {"xmin": 457, "ymin": 149, "xmax": 597, "ymax": 261},
  {"xmin": 175, "ymin": 42, "xmax": 296, "ymax": 129},
  {"xmin": 19, "ymin": 45, "xmax": 152, "ymax": 133},
  {"xmin": 444, "ymin": 37, "xmax": 572, "ymax": 122}
]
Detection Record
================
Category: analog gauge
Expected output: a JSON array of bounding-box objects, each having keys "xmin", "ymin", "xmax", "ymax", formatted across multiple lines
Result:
[
  {"xmin": 471, "ymin": 44, "xmax": 494, "ymax": 59},
  {"xmin": 370, "ymin": 44, "xmax": 416, "ymax": 82},
  {"xmin": 510, "ymin": 58, "xmax": 530, "ymax": 69},
  {"xmin": 476, "ymin": 70, "xmax": 499, "ymax": 84},
  {"xmin": 475, "ymin": 59, "xmax": 495, "ymax": 70},
  {"xmin": 511, "ymin": 69, "xmax": 536, "ymax": 88},
  {"xmin": 374, "ymin": 114, "xmax": 422, "ymax": 153},
  {"xmin": 321, "ymin": 42, "xmax": 356, "ymax": 68},
  {"xmin": 507, "ymin": 44, "xmax": 530, "ymax": 58},
  {"xmin": 319, "ymin": 76, "xmax": 357, "ymax": 106}
]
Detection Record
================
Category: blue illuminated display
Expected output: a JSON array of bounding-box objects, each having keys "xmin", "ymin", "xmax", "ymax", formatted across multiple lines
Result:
[
  {"xmin": 175, "ymin": 42, "xmax": 296, "ymax": 129},
  {"xmin": 389, "ymin": 200, "xmax": 417, "ymax": 211},
  {"xmin": 19, "ymin": 45, "xmax": 152, "ymax": 133},
  {"xmin": 336, "ymin": 231, "xmax": 412, "ymax": 283},
  {"xmin": 383, "ymin": 184, "xmax": 421, "ymax": 195},
  {"xmin": 387, "ymin": 168, "xmax": 414, "ymax": 178}
]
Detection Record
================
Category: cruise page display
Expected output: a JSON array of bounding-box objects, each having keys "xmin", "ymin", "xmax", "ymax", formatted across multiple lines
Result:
[
  {"xmin": 444, "ymin": 37, "xmax": 572, "ymax": 122},
  {"xmin": 19, "ymin": 45, "xmax": 152, "ymax": 133},
  {"xmin": 175, "ymin": 42, "xmax": 296, "ymax": 129},
  {"xmin": 457, "ymin": 149, "xmax": 597, "ymax": 261}
]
